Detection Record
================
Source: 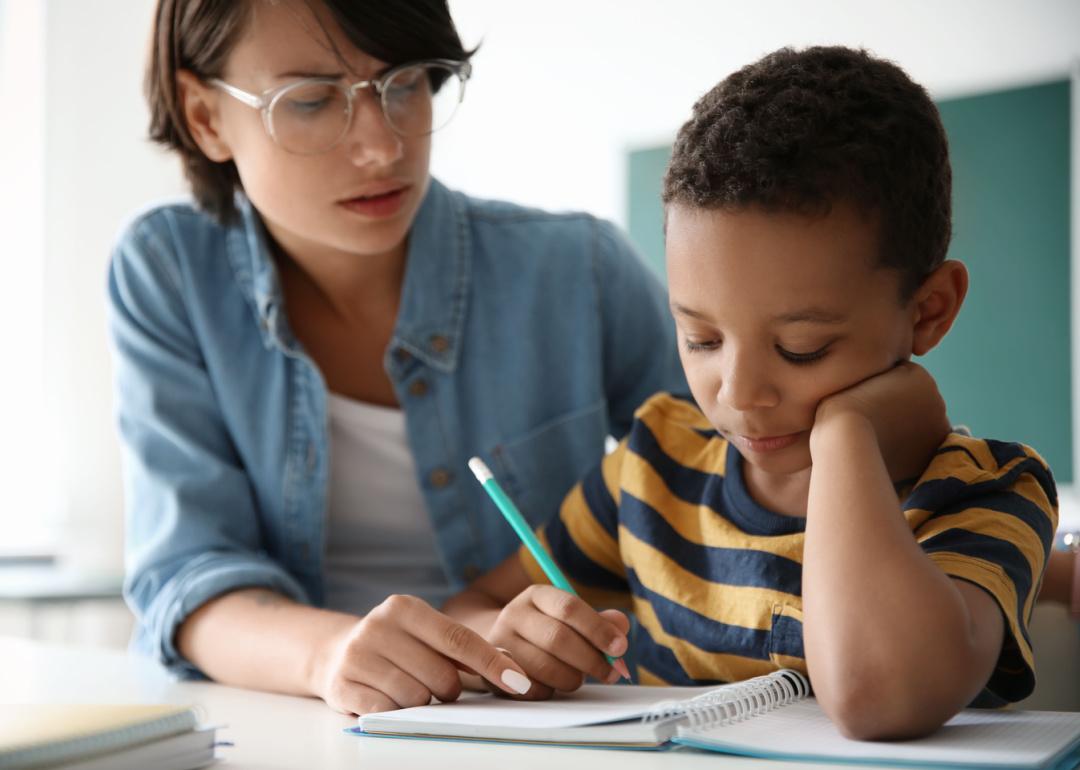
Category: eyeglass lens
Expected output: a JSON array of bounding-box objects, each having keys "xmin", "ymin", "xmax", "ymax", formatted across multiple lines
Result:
[{"xmin": 268, "ymin": 63, "xmax": 464, "ymax": 154}]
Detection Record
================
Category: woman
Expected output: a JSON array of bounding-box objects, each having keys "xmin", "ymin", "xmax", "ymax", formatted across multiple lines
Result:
[{"xmin": 109, "ymin": 0, "xmax": 683, "ymax": 715}]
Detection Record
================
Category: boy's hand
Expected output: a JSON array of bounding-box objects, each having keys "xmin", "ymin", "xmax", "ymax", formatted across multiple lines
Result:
[
  {"xmin": 812, "ymin": 361, "xmax": 951, "ymax": 483},
  {"xmin": 484, "ymin": 585, "xmax": 630, "ymax": 699}
]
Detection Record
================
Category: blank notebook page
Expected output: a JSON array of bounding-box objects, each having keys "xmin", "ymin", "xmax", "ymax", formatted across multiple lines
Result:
[
  {"xmin": 363, "ymin": 684, "xmax": 719, "ymax": 730},
  {"xmin": 680, "ymin": 700, "xmax": 1080, "ymax": 766}
]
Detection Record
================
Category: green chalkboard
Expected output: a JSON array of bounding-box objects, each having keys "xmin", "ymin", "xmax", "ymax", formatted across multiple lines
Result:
[{"xmin": 627, "ymin": 79, "xmax": 1072, "ymax": 482}]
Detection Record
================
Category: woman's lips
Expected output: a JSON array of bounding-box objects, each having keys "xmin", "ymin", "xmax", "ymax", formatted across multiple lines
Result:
[
  {"xmin": 734, "ymin": 431, "xmax": 805, "ymax": 453},
  {"xmin": 338, "ymin": 187, "xmax": 408, "ymax": 219}
]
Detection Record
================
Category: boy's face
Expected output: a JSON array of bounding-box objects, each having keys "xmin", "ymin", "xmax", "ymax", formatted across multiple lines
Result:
[{"xmin": 666, "ymin": 202, "xmax": 917, "ymax": 480}]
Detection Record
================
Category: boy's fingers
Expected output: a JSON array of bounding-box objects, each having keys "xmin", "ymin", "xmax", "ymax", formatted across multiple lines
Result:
[
  {"xmin": 515, "ymin": 612, "xmax": 612, "ymax": 683},
  {"xmin": 598, "ymin": 608, "xmax": 631, "ymax": 636},
  {"xmin": 531, "ymin": 587, "xmax": 628, "ymax": 658}
]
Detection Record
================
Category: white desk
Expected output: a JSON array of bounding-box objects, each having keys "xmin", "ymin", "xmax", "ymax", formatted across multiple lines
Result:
[{"xmin": 0, "ymin": 635, "xmax": 884, "ymax": 769}]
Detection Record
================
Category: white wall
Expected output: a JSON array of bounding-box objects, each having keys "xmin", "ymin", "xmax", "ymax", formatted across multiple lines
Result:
[
  {"xmin": 29, "ymin": 0, "xmax": 1080, "ymax": 573},
  {"xmin": 435, "ymin": 0, "xmax": 1080, "ymax": 222},
  {"xmin": 42, "ymin": 0, "xmax": 187, "ymax": 570}
]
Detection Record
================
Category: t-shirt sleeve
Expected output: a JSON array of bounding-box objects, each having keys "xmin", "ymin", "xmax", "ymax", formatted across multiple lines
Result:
[
  {"xmin": 907, "ymin": 437, "xmax": 1058, "ymax": 704},
  {"xmin": 519, "ymin": 438, "xmax": 632, "ymax": 610}
]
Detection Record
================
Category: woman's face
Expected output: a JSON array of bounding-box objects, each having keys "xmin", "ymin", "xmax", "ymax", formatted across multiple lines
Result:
[{"xmin": 207, "ymin": 1, "xmax": 432, "ymax": 264}]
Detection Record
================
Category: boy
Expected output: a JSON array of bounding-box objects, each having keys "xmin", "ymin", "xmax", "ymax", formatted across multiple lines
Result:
[{"xmin": 444, "ymin": 46, "xmax": 1057, "ymax": 740}]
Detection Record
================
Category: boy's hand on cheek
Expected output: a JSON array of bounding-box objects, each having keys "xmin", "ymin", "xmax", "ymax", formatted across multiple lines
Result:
[
  {"xmin": 812, "ymin": 361, "xmax": 951, "ymax": 482},
  {"xmin": 483, "ymin": 585, "xmax": 629, "ymax": 700}
]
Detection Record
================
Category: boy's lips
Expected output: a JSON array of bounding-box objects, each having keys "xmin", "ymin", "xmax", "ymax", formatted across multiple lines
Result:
[{"xmin": 733, "ymin": 431, "xmax": 806, "ymax": 453}]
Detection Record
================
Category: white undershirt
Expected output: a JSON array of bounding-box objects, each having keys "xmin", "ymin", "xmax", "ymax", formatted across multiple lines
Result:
[{"xmin": 322, "ymin": 393, "xmax": 452, "ymax": 616}]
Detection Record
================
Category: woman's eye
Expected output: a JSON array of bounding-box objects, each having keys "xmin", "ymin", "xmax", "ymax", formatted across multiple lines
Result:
[
  {"xmin": 285, "ymin": 97, "xmax": 330, "ymax": 114},
  {"xmin": 684, "ymin": 339, "xmax": 720, "ymax": 353},
  {"xmin": 777, "ymin": 344, "xmax": 829, "ymax": 365}
]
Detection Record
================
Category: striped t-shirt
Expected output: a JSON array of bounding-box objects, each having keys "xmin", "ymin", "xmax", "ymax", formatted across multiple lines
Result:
[{"xmin": 519, "ymin": 392, "xmax": 1058, "ymax": 704}]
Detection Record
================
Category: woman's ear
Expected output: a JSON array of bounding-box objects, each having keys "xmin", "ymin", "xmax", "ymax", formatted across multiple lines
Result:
[
  {"xmin": 176, "ymin": 70, "xmax": 233, "ymax": 162},
  {"xmin": 911, "ymin": 260, "xmax": 969, "ymax": 356}
]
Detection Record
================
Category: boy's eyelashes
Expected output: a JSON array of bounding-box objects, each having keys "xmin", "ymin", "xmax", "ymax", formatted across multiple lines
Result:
[{"xmin": 682, "ymin": 338, "xmax": 831, "ymax": 365}]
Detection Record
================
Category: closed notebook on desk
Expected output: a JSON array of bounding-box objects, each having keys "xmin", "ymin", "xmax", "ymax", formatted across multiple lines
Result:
[
  {"xmin": 352, "ymin": 669, "xmax": 1080, "ymax": 768},
  {"xmin": 0, "ymin": 704, "xmax": 218, "ymax": 770}
]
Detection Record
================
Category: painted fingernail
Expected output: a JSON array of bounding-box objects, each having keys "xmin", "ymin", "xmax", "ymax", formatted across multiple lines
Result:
[{"xmin": 501, "ymin": 669, "xmax": 531, "ymax": 694}]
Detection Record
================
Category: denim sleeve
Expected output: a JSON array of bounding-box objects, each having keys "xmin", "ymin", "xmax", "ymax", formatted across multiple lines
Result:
[
  {"xmin": 107, "ymin": 215, "xmax": 309, "ymax": 678},
  {"xmin": 593, "ymin": 220, "xmax": 687, "ymax": 438}
]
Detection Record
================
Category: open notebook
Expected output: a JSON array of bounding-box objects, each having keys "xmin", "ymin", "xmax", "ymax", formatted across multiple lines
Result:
[{"xmin": 352, "ymin": 669, "xmax": 1080, "ymax": 768}]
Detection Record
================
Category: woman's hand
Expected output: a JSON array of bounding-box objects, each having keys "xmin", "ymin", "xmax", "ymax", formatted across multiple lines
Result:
[
  {"xmin": 484, "ymin": 584, "xmax": 630, "ymax": 699},
  {"xmin": 309, "ymin": 594, "xmax": 534, "ymax": 715}
]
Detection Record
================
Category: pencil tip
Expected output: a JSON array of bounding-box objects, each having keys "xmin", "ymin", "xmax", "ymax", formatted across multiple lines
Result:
[{"xmin": 612, "ymin": 658, "xmax": 631, "ymax": 682}]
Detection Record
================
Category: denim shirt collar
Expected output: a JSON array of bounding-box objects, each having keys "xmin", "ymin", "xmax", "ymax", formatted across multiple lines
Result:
[{"xmin": 224, "ymin": 177, "xmax": 469, "ymax": 372}]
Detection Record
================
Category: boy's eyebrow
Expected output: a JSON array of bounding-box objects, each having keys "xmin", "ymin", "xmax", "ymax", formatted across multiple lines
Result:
[
  {"xmin": 670, "ymin": 302, "xmax": 712, "ymax": 321},
  {"xmin": 771, "ymin": 308, "xmax": 848, "ymax": 324},
  {"xmin": 670, "ymin": 303, "xmax": 847, "ymax": 325}
]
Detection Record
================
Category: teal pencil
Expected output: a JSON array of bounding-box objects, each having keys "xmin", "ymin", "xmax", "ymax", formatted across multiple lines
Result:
[{"xmin": 467, "ymin": 457, "xmax": 631, "ymax": 681}]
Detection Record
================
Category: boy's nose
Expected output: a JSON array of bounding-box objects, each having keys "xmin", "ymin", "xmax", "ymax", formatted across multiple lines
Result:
[{"xmin": 717, "ymin": 357, "xmax": 779, "ymax": 412}]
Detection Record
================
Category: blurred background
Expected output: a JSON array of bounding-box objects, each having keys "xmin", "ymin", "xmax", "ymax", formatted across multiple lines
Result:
[{"xmin": 0, "ymin": 1, "xmax": 1077, "ymax": 702}]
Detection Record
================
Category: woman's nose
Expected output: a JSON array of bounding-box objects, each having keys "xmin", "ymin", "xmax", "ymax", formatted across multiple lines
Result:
[{"xmin": 344, "ymin": 90, "xmax": 404, "ymax": 167}]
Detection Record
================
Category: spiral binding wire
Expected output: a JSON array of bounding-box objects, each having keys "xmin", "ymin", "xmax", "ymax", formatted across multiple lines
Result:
[{"xmin": 642, "ymin": 669, "xmax": 810, "ymax": 729}]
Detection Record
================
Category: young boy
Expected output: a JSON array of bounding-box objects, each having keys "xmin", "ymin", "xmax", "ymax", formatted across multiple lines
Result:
[{"xmin": 445, "ymin": 46, "xmax": 1057, "ymax": 740}]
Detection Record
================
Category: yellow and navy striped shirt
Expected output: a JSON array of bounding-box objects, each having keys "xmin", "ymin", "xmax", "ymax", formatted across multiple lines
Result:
[{"xmin": 520, "ymin": 393, "xmax": 1058, "ymax": 705}]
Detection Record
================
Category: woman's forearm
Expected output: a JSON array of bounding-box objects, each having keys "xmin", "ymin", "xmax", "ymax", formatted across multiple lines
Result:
[{"xmin": 175, "ymin": 588, "xmax": 356, "ymax": 696}]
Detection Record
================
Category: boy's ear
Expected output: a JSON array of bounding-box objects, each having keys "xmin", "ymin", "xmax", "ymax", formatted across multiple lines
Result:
[
  {"xmin": 176, "ymin": 69, "xmax": 233, "ymax": 162},
  {"xmin": 911, "ymin": 260, "xmax": 968, "ymax": 356}
]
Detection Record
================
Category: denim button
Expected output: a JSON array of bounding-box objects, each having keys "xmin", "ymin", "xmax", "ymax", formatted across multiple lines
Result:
[
  {"xmin": 409, "ymin": 379, "xmax": 429, "ymax": 397},
  {"xmin": 429, "ymin": 467, "xmax": 452, "ymax": 488},
  {"xmin": 429, "ymin": 335, "xmax": 449, "ymax": 353}
]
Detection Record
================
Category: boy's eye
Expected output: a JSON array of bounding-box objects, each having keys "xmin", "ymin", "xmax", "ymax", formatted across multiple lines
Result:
[
  {"xmin": 684, "ymin": 338, "xmax": 720, "ymax": 353},
  {"xmin": 777, "ymin": 344, "xmax": 829, "ymax": 365}
]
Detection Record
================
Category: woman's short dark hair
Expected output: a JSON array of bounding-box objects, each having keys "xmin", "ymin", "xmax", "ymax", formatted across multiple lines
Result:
[
  {"xmin": 662, "ymin": 46, "xmax": 951, "ymax": 300},
  {"xmin": 146, "ymin": 0, "xmax": 473, "ymax": 224}
]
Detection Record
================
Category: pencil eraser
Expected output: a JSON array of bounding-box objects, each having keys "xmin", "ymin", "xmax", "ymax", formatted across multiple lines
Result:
[{"xmin": 468, "ymin": 457, "xmax": 493, "ymax": 483}]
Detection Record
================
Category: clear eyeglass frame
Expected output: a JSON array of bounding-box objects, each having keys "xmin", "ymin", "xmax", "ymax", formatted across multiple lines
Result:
[{"xmin": 208, "ymin": 58, "xmax": 471, "ymax": 156}]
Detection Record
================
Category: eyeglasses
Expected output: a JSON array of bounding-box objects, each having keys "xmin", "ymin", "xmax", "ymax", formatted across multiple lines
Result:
[{"xmin": 209, "ymin": 59, "xmax": 471, "ymax": 156}]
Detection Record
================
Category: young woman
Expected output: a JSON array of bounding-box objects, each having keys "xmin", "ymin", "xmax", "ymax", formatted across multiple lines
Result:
[{"xmin": 109, "ymin": 0, "xmax": 683, "ymax": 715}]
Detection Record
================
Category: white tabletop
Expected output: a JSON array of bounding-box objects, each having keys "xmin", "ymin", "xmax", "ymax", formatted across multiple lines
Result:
[{"xmin": 0, "ymin": 635, "xmax": 881, "ymax": 769}]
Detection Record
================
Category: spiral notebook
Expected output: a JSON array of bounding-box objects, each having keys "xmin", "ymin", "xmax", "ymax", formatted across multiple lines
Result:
[
  {"xmin": 352, "ymin": 669, "xmax": 1080, "ymax": 768},
  {"xmin": 0, "ymin": 704, "xmax": 219, "ymax": 770}
]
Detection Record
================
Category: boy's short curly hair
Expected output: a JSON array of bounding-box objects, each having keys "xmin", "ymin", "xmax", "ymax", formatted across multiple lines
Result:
[{"xmin": 662, "ymin": 46, "xmax": 951, "ymax": 299}]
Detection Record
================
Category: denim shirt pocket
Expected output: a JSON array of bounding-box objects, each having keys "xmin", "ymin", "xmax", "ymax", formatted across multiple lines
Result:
[
  {"xmin": 489, "ymin": 400, "xmax": 608, "ymax": 529},
  {"xmin": 768, "ymin": 602, "xmax": 808, "ymax": 673}
]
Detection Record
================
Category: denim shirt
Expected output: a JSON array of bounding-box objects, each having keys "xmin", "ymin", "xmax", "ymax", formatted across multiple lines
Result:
[{"xmin": 108, "ymin": 178, "xmax": 685, "ymax": 677}]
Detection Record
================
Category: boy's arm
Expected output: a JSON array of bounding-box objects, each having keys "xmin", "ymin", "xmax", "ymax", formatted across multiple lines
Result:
[
  {"xmin": 803, "ymin": 362, "xmax": 1004, "ymax": 741},
  {"xmin": 443, "ymin": 553, "xmax": 533, "ymax": 639}
]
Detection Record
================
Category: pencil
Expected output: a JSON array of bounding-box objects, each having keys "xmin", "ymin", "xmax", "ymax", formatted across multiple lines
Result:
[{"xmin": 467, "ymin": 457, "xmax": 631, "ymax": 682}]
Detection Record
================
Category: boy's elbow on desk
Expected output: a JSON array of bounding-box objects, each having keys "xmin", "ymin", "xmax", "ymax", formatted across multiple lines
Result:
[{"xmin": 815, "ymin": 676, "xmax": 959, "ymax": 742}]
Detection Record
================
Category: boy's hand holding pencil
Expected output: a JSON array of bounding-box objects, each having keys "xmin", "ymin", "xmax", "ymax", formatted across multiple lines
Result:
[
  {"xmin": 484, "ymin": 585, "xmax": 630, "ymax": 698},
  {"xmin": 467, "ymin": 458, "xmax": 631, "ymax": 698}
]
